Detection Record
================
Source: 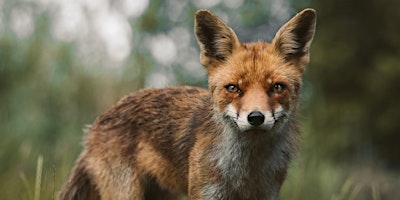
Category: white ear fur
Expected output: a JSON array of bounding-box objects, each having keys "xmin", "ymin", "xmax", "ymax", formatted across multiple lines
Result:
[
  {"xmin": 272, "ymin": 8, "xmax": 316, "ymax": 65},
  {"xmin": 195, "ymin": 10, "xmax": 240, "ymax": 66}
]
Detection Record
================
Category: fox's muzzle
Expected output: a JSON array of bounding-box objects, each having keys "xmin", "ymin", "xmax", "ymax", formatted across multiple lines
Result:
[{"xmin": 247, "ymin": 111, "xmax": 265, "ymax": 126}]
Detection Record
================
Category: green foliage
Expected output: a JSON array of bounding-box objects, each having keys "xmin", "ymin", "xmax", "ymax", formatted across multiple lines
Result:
[
  {"xmin": 1, "ymin": 0, "xmax": 399, "ymax": 199},
  {"xmin": 309, "ymin": 0, "xmax": 400, "ymax": 166}
]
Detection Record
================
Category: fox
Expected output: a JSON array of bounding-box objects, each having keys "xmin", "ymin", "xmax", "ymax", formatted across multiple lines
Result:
[{"xmin": 59, "ymin": 8, "xmax": 316, "ymax": 200}]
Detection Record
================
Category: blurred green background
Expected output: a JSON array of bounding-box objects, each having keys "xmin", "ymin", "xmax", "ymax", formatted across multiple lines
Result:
[{"xmin": 1, "ymin": 0, "xmax": 400, "ymax": 199}]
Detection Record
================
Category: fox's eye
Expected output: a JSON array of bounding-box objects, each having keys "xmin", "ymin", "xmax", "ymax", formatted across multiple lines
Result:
[
  {"xmin": 270, "ymin": 83, "xmax": 286, "ymax": 94},
  {"xmin": 225, "ymin": 84, "xmax": 242, "ymax": 94}
]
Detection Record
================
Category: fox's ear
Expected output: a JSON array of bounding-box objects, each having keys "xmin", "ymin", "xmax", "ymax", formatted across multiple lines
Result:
[
  {"xmin": 195, "ymin": 10, "xmax": 240, "ymax": 67},
  {"xmin": 272, "ymin": 8, "xmax": 316, "ymax": 66}
]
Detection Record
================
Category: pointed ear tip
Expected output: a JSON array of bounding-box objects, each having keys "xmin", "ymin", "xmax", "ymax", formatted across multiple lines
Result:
[
  {"xmin": 195, "ymin": 9, "xmax": 212, "ymax": 18},
  {"xmin": 302, "ymin": 8, "xmax": 316, "ymax": 13},
  {"xmin": 300, "ymin": 8, "xmax": 317, "ymax": 18}
]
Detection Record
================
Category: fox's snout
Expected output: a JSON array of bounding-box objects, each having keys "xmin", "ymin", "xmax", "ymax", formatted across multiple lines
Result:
[
  {"xmin": 247, "ymin": 111, "xmax": 265, "ymax": 126},
  {"xmin": 225, "ymin": 102, "xmax": 287, "ymax": 132}
]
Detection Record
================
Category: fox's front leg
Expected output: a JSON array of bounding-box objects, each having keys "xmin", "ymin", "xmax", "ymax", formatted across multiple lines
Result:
[
  {"xmin": 188, "ymin": 166, "xmax": 222, "ymax": 200},
  {"xmin": 188, "ymin": 141, "xmax": 223, "ymax": 200}
]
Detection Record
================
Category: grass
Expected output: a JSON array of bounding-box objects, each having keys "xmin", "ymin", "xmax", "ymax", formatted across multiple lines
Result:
[
  {"xmin": 17, "ymin": 155, "xmax": 45, "ymax": 200},
  {"xmin": 34, "ymin": 155, "xmax": 43, "ymax": 200},
  {"xmin": 10, "ymin": 155, "xmax": 400, "ymax": 200},
  {"xmin": 0, "ymin": 134, "xmax": 400, "ymax": 200},
  {"xmin": 280, "ymin": 154, "xmax": 400, "ymax": 200}
]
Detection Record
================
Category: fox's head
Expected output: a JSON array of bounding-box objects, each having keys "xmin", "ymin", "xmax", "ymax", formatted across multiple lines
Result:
[{"xmin": 195, "ymin": 9, "xmax": 316, "ymax": 133}]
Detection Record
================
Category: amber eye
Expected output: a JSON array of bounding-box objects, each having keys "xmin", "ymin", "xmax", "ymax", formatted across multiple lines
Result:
[
  {"xmin": 225, "ymin": 84, "xmax": 242, "ymax": 95},
  {"xmin": 270, "ymin": 83, "xmax": 286, "ymax": 94}
]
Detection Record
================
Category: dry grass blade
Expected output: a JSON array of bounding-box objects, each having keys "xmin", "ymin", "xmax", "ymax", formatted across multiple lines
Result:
[{"xmin": 34, "ymin": 155, "xmax": 43, "ymax": 200}]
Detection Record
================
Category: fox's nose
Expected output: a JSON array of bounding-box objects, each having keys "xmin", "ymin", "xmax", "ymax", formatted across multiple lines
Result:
[{"xmin": 247, "ymin": 111, "xmax": 265, "ymax": 126}]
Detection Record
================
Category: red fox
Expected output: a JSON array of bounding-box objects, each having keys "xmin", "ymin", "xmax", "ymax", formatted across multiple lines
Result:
[{"xmin": 59, "ymin": 8, "xmax": 316, "ymax": 200}]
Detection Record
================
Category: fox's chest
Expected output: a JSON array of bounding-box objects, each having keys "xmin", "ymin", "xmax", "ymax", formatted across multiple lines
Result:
[
  {"xmin": 202, "ymin": 131, "xmax": 287, "ymax": 199},
  {"xmin": 202, "ymin": 153, "xmax": 281, "ymax": 200}
]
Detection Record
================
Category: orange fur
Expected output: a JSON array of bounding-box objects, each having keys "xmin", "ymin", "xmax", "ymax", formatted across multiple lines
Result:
[{"xmin": 59, "ymin": 8, "xmax": 316, "ymax": 200}]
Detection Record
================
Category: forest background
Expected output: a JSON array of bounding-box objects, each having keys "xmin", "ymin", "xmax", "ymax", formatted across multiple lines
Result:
[{"xmin": 1, "ymin": 0, "xmax": 400, "ymax": 199}]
